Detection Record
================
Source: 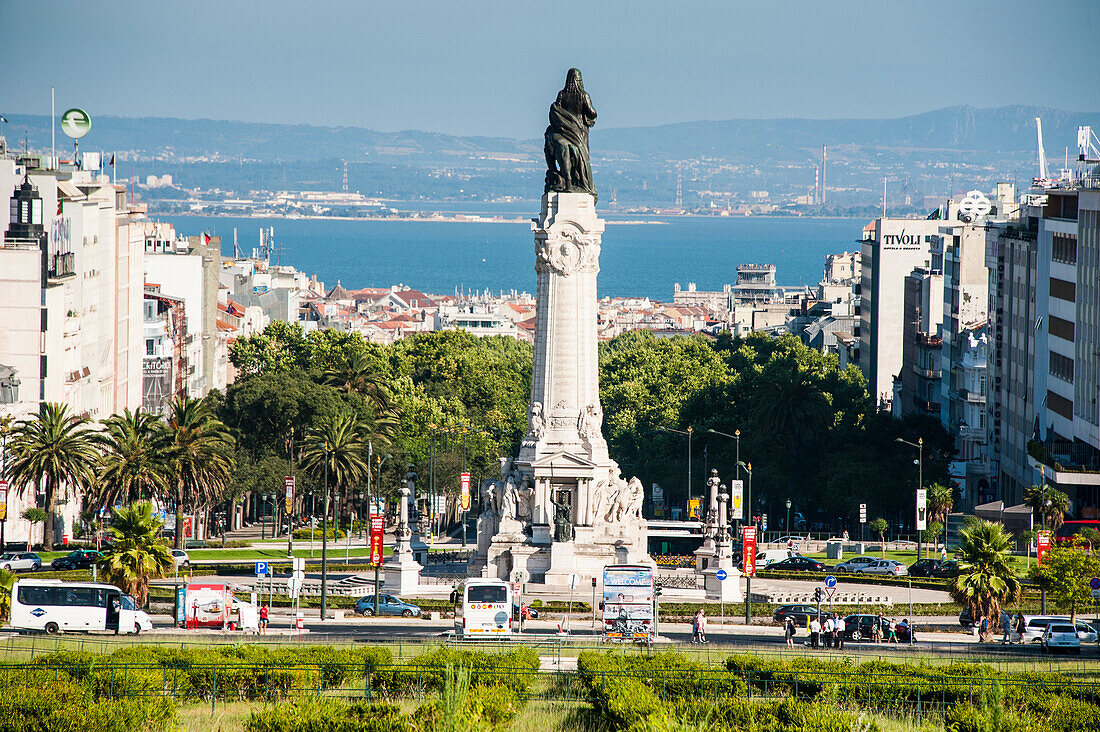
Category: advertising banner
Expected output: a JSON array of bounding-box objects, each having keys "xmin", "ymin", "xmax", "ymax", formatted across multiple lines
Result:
[
  {"xmin": 284, "ymin": 476, "xmax": 295, "ymax": 515},
  {"xmin": 1037, "ymin": 530, "xmax": 1051, "ymax": 567},
  {"xmin": 460, "ymin": 472, "xmax": 471, "ymax": 512},
  {"xmin": 0, "ymin": 480, "xmax": 7, "ymax": 521},
  {"xmin": 730, "ymin": 480, "xmax": 743, "ymax": 520},
  {"xmin": 603, "ymin": 565, "xmax": 654, "ymax": 640},
  {"xmin": 742, "ymin": 526, "xmax": 757, "ymax": 577},
  {"xmin": 688, "ymin": 498, "xmax": 701, "ymax": 520},
  {"xmin": 916, "ymin": 488, "xmax": 928, "ymax": 531},
  {"xmin": 370, "ymin": 514, "xmax": 385, "ymax": 565}
]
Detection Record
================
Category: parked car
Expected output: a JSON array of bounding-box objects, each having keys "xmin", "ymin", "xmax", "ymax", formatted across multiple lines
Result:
[
  {"xmin": 843, "ymin": 614, "xmax": 915, "ymax": 643},
  {"xmin": 50, "ymin": 549, "xmax": 103, "ymax": 571},
  {"xmin": 0, "ymin": 552, "xmax": 42, "ymax": 572},
  {"xmin": 755, "ymin": 549, "xmax": 797, "ymax": 570},
  {"xmin": 355, "ymin": 594, "xmax": 421, "ymax": 617},
  {"xmin": 860, "ymin": 559, "xmax": 908, "ymax": 576},
  {"xmin": 834, "ymin": 556, "xmax": 879, "ymax": 573},
  {"xmin": 1018, "ymin": 615, "xmax": 1099, "ymax": 644},
  {"xmin": 772, "ymin": 604, "xmax": 835, "ymax": 626},
  {"xmin": 170, "ymin": 549, "xmax": 190, "ymax": 569},
  {"xmin": 934, "ymin": 560, "xmax": 960, "ymax": 578},
  {"xmin": 1042, "ymin": 623, "xmax": 1082, "ymax": 653},
  {"xmin": 766, "ymin": 556, "xmax": 829, "ymax": 572},
  {"xmin": 907, "ymin": 559, "xmax": 943, "ymax": 577}
]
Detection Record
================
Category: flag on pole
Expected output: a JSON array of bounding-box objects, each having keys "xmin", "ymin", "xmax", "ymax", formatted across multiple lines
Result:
[
  {"xmin": 109, "ymin": 154, "xmax": 115, "ymax": 166},
  {"xmin": 203, "ymin": 232, "xmax": 211, "ymax": 246}
]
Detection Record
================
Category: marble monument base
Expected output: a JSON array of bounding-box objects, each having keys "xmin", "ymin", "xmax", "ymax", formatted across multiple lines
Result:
[
  {"xmin": 704, "ymin": 563, "xmax": 743, "ymax": 602},
  {"xmin": 382, "ymin": 550, "xmax": 423, "ymax": 596}
]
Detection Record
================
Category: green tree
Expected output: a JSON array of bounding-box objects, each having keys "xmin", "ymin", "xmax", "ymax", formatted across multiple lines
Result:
[
  {"xmin": 6, "ymin": 404, "xmax": 99, "ymax": 550},
  {"xmin": 950, "ymin": 519, "xmax": 1022, "ymax": 625},
  {"xmin": 96, "ymin": 502, "xmax": 174, "ymax": 607},
  {"xmin": 91, "ymin": 408, "xmax": 171, "ymax": 511},
  {"xmin": 1020, "ymin": 529, "xmax": 1038, "ymax": 570},
  {"xmin": 869, "ymin": 518, "xmax": 889, "ymax": 558},
  {"xmin": 1024, "ymin": 484, "xmax": 1071, "ymax": 531},
  {"xmin": 1031, "ymin": 546, "xmax": 1100, "ymax": 622},
  {"xmin": 165, "ymin": 396, "xmax": 235, "ymax": 550},
  {"xmin": 20, "ymin": 507, "xmax": 48, "ymax": 551},
  {"xmin": 299, "ymin": 411, "xmax": 371, "ymax": 521},
  {"xmin": 926, "ymin": 482, "xmax": 954, "ymax": 555}
]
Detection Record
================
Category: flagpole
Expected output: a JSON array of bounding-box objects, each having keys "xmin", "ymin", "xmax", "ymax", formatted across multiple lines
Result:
[{"xmin": 51, "ymin": 87, "xmax": 55, "ymax": 170}]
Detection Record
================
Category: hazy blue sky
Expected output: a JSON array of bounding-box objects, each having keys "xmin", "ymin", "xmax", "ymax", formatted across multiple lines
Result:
[{"xmin": 3, "ymin": 0, "xmax": 1096, "ymax": 137}]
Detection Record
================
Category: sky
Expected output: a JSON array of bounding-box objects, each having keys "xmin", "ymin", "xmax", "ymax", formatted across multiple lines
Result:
[{"xmin": 3, "ymin": 0, "xmax": 1097, "ymax": 138}]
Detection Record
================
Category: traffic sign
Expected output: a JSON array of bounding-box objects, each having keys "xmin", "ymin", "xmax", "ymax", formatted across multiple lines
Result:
[
  {"xmin": 255, "ymin": 561, "xmax": 269, "ymax": 576},
  {"xmin": 716, "ymin": 569, "xmax": 727, "ymax": 581},
  {"xmin": 859, "ymin": 504, "xmax": 867, "ymax": 524},
  {"xmin": 824, "ymin": 575, "xmax": 837, "ymax": 589},
  {"xmin": 1091, "ymin": 578, "xmax": 1100, "ymax": 590},
  {"xmin": 761, "ymin": 513, "xmax": 768, "ymax": 532},
  {"xmin": 824, "ymin": 587, "xmax": 836, "ymax": 602}
]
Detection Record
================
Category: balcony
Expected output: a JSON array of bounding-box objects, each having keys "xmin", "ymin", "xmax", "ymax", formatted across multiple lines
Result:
[
  {"xmin": 1028, "ymin": 440, "xmax": 1100, "ymax": 486},
  {"xmin": 958, "ymin": 388, "xmax": 986, "ymax": 405},
  {"xmin": 916, "ymin": 333, "xmax": 943, "ymax": 347},
  {"xmin": 911, "ymin": 365, "xmax": 942, "ymax": 380},
  {"xmin": 913, "ymin": 397, "xmax": 941, "ymax": 413}
]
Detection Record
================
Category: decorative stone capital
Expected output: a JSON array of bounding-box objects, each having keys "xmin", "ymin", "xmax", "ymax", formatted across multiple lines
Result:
[{"xmin": 536, "ymin": 226, "xmax": 600, "ymax": 276}]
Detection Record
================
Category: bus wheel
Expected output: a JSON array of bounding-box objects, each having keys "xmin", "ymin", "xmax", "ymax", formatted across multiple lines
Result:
[{"xmin": 44, "ymin": 623, "xmax": 59, "ymax": 635}]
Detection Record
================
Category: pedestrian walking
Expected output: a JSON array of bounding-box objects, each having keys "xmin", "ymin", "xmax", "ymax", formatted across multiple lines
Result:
[
  {"xmin": 887, "ymin": 618, "xmax": 898, "ymax": 643},
  {"xmin": 1015, "ymin": 613, "xmax": 1026, "ymax": 644},
  {"xmin": 258, "ymin": 604, "xmax": 269, "ymax": 635},
  {"xmin": 940, "ymin": 545, "xmax": 948, "ymax": 562},
  {"xmin": 1000, "ymin": 609, "xmax": 1012, "ymax": 644},
  {"xmin": 872, "ymin": 613, "xmax": 883, "ymax": 642},
  {"xmin": 978, "ymin": 615, "xmax": 989, "ymax": 642},
  {"xmin": 809, "ymin": 616, "xmax": 821, "ymax": 649},
  {"xmin": 697, "ymin": 610, "xmax": 708, "ymax": 644},
  {"xmin": 785, "ymin": 617, "xmax": 796, "ymax": 647},
  {"xmin": 822, "ymin": 616, "xmax": 834, "ymax": 648},
  {"xmin": 692, "ymin": 609, "xmax": 707, "ymax": 643},
  {"xmin": 834, "ymin": 616, "xmax": 845, "ymax": 650}
]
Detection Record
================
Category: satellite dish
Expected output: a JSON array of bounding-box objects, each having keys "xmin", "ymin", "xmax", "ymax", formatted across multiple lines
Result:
[{"xmin": 60, "ymin": 108, "xmax": 91, "ymax": 139}]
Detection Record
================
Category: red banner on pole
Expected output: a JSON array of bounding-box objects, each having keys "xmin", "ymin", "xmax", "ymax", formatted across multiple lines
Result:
[
  {"xmin": 460, "ymin": 472, "xmax": 471, "ymax": 512},
  {"xmin": 742, "ymin": 526, "xmax": 757, "ymax": 577},
  {"xmin": 369, "ymin": 514, "xmax": 385, "ymax": 565},
  {"xmin": 1037, "ymin": 530, "xmax": 1051, "ymax": 567}
]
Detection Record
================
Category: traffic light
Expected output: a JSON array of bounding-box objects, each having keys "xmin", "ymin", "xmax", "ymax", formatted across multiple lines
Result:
[{"xmin": 813, "ymin": 587, "xmax": 822, "ymax": 603}]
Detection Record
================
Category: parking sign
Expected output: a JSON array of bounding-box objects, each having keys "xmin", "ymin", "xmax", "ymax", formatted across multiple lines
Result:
[{"xmin": 255, "ymin": 561, "xmax": 269, "ymax": 576}]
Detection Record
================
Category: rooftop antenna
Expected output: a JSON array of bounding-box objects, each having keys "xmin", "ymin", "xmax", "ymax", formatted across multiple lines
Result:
[
  {"xmin": 342, "ymin": 160, "xmax": 348, "ymax": 192},
  {"xmin": 233, "ymin": 227, "xmax": 242, "ymax": 258},
  {"xmin": 1035, "ymin": 117, "xmax": 1048, "ymax": 181}
]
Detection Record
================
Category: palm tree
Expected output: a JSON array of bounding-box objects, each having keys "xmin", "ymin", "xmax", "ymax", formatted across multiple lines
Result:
[
  {"xmin": 164, "ymin": 397, "xmax": 235, "ymax": 550},
  {"xmin": 1024, "ymin": 484, "xmax": 1071, "ymax": 531},
  {"xmin": 6, "ymin": 403, "xmax": 99, "ymax": 550},
  {"xmin": 96, "ymin": 502, "xmax": 174, "ymax": 607},
  {"xmin": 323, "ymin": 350, "xmax": 394, "ymax": 415},
  {"xmin": 949, "ymin": 519, "xmax": 1022, "ymax": 629},
  {"xmin": 91, "ymin": 409, "xmax": 171, "ymax": 511},
  {"xmin": 299, "ymin": 410, "xmax": 371, "ymax": 519},
  {"xmin": 926, "ymin": 482, "xmax": 954, "ymax": 557}
]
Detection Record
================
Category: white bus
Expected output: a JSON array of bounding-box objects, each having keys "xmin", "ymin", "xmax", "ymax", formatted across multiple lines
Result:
[
  {"xmin": 11, "ymin": 579, "xmax": 154, "ymax": 635},
  {"xmin": 603, "ymin": 564, "xmax": 655, "ymax": 642},
  {"xmin": 455, "ymin": 578, "xmax": 512, "ymax": 638}
]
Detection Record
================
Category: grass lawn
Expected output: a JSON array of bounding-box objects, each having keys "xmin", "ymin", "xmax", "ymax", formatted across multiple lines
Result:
[{"xmin": 799, "ymin": 548, "xmax": 1038, "ymax": 576}]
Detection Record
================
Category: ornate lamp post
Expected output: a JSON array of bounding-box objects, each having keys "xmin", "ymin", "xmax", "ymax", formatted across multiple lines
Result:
[
  {"xmin": 708, "ymin": 428, "xmax": 742, "ymax": 531},
  {"xmin": 660, "ymin": 426, "xmax": 694, "ymax": 518},
  {"xmin": 896, "ymin": 437, "xmax": 924, "ymax": 560},
  {"xmin": 786, "ymin": 498, "xmax": 792, "ymax": 537}
]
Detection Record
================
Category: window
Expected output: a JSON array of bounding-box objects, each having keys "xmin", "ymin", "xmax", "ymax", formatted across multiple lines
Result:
[
  {"xmin": 18, "ymin": 586, "xmax": 55, "ymax": 606},
  {"xmin": 60, "ymin": 588, "xmax": 96, "ymax": 607},
  {"xmin": 1052, "ymin": 234, "xmax": 1077, "ymax": 264},
  {"xmin": 1049, "ymin": 316, "xmax": 1075, "ymax": 342},
  {"xmin": 467, "ymin": 585, "xmax": 507, "ymax": 603},
  {"xmin": 1049, "ymin": 352, "xmax": 1074, "ymax": 383},
  {"xmin": 1049, "ymin": 278, "xmax": 1076, "ymax": 303},
  {"xmin": 1048, "ymin": 390, "xmax": 1074, "ymax": 420},
  {"xmin": 146, "ymin": 339, "xmax": 155, "ymax": 356}
]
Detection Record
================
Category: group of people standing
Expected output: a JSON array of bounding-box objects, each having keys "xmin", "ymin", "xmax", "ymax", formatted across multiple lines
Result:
[
  {"xmin": 976, "ymin": 610, "xmax": 1026, "ymax": 644},
  {"xmin": 787, "ymin": 615, "xmax": 846, "ymax": 649}
]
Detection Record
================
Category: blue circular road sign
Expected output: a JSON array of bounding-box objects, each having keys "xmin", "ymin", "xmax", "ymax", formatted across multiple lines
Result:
[
  {"xmin": 824, "ymin": 575, "xmax": 837, "ymax": 589},
  {"xmin": 716, "ymin": 569, "xmax": 728, "ymax": 581},
  {"xmin": 1090, "ymin": 577, "xmax": 1100, "ymax": 590}
]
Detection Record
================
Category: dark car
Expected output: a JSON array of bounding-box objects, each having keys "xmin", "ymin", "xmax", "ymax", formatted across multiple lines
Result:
[
  {"xmin": 908, "ymin": 559, "xmax": 942, "ymax": 578},
  {"xmin": 767, "ymin": 556, "xmax": 829, "ymax": 572},
  {"xmin": 773, "ymin": 604, "xmax": 836, "ymax": 626},
  {"xmin": 843, "ymin": 614, "xmax": 915, "ymax": 642},
  {"xmin": 934, "ymin": 560, "xmax": 960, "ymax": 578},
  {"xmin": 50, "ymin": 549, "xmax": 104, "ymax": 570}
]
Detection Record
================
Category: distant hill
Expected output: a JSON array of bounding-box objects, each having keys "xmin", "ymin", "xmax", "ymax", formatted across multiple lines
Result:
[{"xmin": 5, "ymin": 105, "xmax": 1097, "ymax": 163}]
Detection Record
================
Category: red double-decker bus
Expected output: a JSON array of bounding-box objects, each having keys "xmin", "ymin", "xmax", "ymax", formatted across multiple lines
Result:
[{"xmin": 1054, "ymin": 520, "xmax": 1100, "ymax": 543}]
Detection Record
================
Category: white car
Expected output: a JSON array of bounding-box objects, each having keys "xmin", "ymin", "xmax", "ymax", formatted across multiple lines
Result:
[
  {"xmin": 0, "ymin": 552, "xmax": 42, "ymax": 572},
  {"xmin": 834, "ymin": 556, "xmax": 879, "ymax": 573},
  {"xmin": 860, "ymin": 559, "xmax": 908, "ymax": 576},
  {"xmin": 1042, "ymin": 623, "xmax": 1082, "ymax": 653},
  {"xmin": 1021, "ymin": 616, "xmax": 1098, "ymax": 644},
  {"xmin": 171, "ymin": 549, "xmax": 190, "ymax": 568}
]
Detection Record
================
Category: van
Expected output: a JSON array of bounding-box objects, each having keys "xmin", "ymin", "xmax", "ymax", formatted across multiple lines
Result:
[
  {"xmin": 455, "ymin": 578, "xmax": 512, "ymax": 638},
  {"xmin": 11, "ymin": 579, "xmax": 153, "ymax": 635},
  {"xmin": 756, "ymin": 549, "xmax": 796, "ymax": 570},
  {"xmin": 1021, "ymin": 615, "xmax": 1099, "ymax": 644}
]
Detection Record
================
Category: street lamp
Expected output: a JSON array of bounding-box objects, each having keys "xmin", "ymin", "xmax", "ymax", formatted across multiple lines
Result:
[
  {"xmin": 896, "ymin": 437, "xmax": 924, "ymax": 560},
  {"xmin": 358, "ymin": 490, "xmax": 365, "ymax": 540},
  {"xmin": 786, "ymin": 498, "xmax": 792, "ymax": 536},
  {"xmin": 660, "ymin": 426, "xmax": 694, "ymax": 519},
  {"xmin": 708, "ymin": 428, "xmax": 742, "ymax": 530},
  {"xmin": 320, "ymin": 446, "xmax": 330, "ymax": 622},
  {"xmin": 736, "ymin": 461, "xmax": 753, "ymax": 533}
]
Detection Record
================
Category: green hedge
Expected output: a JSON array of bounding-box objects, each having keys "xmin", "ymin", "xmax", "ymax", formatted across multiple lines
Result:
[
  {"xmin": 247, "ymin": 699, "xmax": 413, "ymax": 732},
  {"xmin": 293, "ymin": 528, "xmax": 347, "ymax": 540}
]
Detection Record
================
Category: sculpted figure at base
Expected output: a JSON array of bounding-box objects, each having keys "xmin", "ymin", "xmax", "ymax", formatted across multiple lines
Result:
[
  {"xmin": 544, "ymin": 68, "xmax": 597, "ymax": 201},
  {"xmin": 551, "ymin": 491, "xmax": 574, "ymax": 543}
]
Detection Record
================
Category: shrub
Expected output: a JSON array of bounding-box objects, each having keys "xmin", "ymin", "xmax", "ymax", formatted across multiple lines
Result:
[
  {"xmin": 246, "ymin": 698, "xmax": 413, "ymax": 732},
  {"xmin": 293, "ymin": 527, "xmax": 347, "ymax": 540},
  {"xmin": 0, "ymin": 669, "xmax": 176, "ymax": 732}
]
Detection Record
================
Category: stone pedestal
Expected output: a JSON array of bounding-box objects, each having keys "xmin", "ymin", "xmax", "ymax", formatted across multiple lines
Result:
[
  {"xmin": 382, "ymin": 484, "xmax": 422, "ymax": 595},
  {"xmin": 704, "ymin": 563, "xmax": 743, "ymax": 602},
  {"xmin": 469, "ymin": 191, "xmax": 650, "ymax": 585}
]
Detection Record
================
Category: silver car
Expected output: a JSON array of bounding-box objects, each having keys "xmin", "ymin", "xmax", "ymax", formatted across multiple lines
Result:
[
  {"xmin": 860, "ymin": 559, "xmax": 908, "ymax": 576},
  {"xmin": 0, "ymin": 552, "xmax": 42, "ymax": 572},
  {"xmin": 834, "ymin": 556, "xmax": 879, "ymax": 573}
]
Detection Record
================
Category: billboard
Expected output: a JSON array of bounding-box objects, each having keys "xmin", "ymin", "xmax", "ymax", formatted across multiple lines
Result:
[
  {"xmin": 916, "ymin": 488, "xmax": 928, "ymax": 531},
  {"xmin": 730, "ymin": 480, "xmax": 744, "ymax": 520},
  {"xmin": 370, "ymin": 514, "xmax": 385, "ymax": 565},
  {"xmin": 142, "ymin": 356, "xmax": 173, "ymax": 415},
  {"xmin": 0, "ymin": 480, "xmax": 7, "ymax": 521},
  {"xmin": 460, "ymin": 472, "xmax": 471, "ymax": 512},
  {"xmin": 603, "ymin": 565, "xmax": 654, "ymax": 640}
]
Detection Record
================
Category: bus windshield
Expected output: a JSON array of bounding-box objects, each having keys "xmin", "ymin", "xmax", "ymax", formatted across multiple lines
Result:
[{"xmin": 467, "ymin": 585, "xmax": 506, "ymax": 604}]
